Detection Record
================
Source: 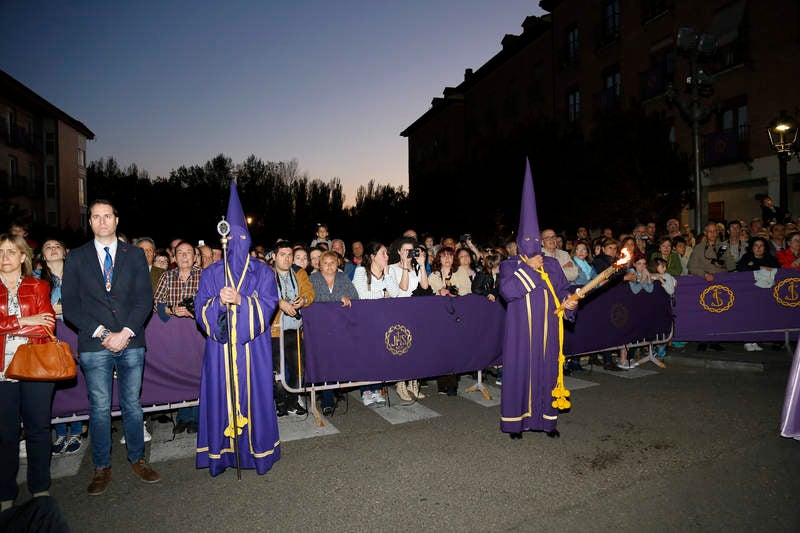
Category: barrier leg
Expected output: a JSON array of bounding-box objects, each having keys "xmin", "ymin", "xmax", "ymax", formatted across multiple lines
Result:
[
  {"xmin": 310, "ymin": 389, "xmax": 324, "ymax": 427},
  {"xmin": 636, "ymin": 343, "xmax": 666, "ymax": 369},
  {"xmin": 465, "ymin": 370, "xmax": 493, "ymax": 401}
]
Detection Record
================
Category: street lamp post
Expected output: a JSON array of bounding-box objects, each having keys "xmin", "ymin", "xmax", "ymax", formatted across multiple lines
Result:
[
  {"xmin": 667, "ymin": 28, "xmax": 717, "ymax": 233},
  {"xmin": 767, "ymin": 112, "xmax": 799, "ymax": 213}
]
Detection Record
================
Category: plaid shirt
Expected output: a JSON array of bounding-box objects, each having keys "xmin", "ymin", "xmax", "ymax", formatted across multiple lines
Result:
[{"xmin": 153, "ymin": 266, "xmax": 202, "ymax": 308}]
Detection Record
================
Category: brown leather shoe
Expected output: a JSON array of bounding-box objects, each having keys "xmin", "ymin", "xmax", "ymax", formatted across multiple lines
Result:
[
  {"xmin": 131, "ymin": 458, "xmax": 161, "ymax": 483},
  {"xmin": 88, "ymin": 468, "xmax": 111, "ymax": 496}
]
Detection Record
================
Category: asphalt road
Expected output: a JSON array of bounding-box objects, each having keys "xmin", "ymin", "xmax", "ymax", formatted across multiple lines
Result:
[{"xmin": 30, "ymin": 350, "xmax": 800, "ymax": 532}]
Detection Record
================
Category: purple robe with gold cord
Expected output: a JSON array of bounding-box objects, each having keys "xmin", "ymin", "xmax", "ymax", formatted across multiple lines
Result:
[
  {"xmin": 499, "ymin": 255, "xmax": 575, "ymax": 434},
  {"xmin": 195, "ymin": 257, "xmax": 280, "ymax": 476}
]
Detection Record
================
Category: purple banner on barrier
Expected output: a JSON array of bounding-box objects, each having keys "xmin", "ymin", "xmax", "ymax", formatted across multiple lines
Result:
[
  {"xmin": 302, "ymin": 294, "xmax": 505, "ymax": 383},
  {"xmin": 564, "ymin": 282, "xmax": 673, "ymax": 355},
  {"xmin": 52, "ymin": 318, "xmax": 205, "ymax": 418},
  {"xmin": 673, "ymin": 270, "xmax": 800, "ymax": 342}
]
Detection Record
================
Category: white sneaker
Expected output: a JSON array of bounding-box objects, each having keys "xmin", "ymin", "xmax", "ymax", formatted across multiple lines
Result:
[
  {"xmin": 18, "ymin": 439, "xmax": 27, "ymax": 459},
  {"xmin": 751, "ymin": 343, "xmax": 764, "ymax": 351},
  {"xmin": 51, "ymin": 435, "xmax": 68, "ymax": 456},
  {"xmin": 744, "ymin": 343, "xmax": 754, "ymax": 351},
  {"xmin": 120, "ymin": 422, "xmax": 152, "ymax": 444},
  {"xmin": 362, "ymin": 391, "xmax": 375, "ymax": 407},
  {"xmin": 373, "ymin": 391, "xmax": 386, "ymax": 407}
]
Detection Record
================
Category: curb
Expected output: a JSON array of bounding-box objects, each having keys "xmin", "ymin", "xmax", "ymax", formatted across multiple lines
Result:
[{"xmin": 666, "ymin": 354, "xmax": 766, "ymax": 373}]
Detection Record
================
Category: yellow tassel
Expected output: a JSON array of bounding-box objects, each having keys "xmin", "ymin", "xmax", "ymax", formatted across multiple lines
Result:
[{"xmin": 537, "ymin": 266, "xmax": 572, "ymax": 411}]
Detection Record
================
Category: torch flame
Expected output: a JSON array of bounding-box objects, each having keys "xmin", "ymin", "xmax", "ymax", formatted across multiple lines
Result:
[{"xmin": 614, "ymin": 247, "xmax": 632, "ymax": 267}]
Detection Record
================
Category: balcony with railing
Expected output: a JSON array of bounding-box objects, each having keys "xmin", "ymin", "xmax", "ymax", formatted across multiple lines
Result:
[
  {"xmin": 702, "ymin": 125, "xmax": 750, "ymax": 167},
  {"xmin": 639, "ymin": 63, "xmax": 674, "ymax": 101}
]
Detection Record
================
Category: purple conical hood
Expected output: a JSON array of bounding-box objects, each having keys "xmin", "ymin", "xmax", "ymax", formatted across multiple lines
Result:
[
  {"xmin": 225, "ymin": 180, "xmax": 251, "ymax": 282},
  {"xmin": 516, "ymin": 159, "xmax": 542, "ymax": 256}
]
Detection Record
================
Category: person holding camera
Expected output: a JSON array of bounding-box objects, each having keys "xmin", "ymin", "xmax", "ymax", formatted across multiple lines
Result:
[
  {"xmin": 153, "ymin": 241, "xmax": 202, "ymax": 433},
  {"xmin": 387, "ymin": 238, "xmax": 429, "ymax": 402},
  {"xmin": 429, "ymin": 247, "xmax": 471, "ymax": 297},
  {"xmin": 688, "ymin": 222, "xmax": 736, "ymax": 282},
  {"xmin": 428, "ymin": 247, "xmax": 471, "ymax": 395}
]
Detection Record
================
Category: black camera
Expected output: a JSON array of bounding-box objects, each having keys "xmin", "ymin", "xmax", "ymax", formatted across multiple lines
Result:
[
  {"xmin": 712, "ymin": 244, "xmax": 728, "ymax": 266},
  {"xmin": 407, "ymin": 248, "xmax": 420, "ymax": 258},
  {"xmin": 459, "ymin": 234, "xmax": 472, "ymax": 242},
  {"xmin": 447, "ymin": 285, "xmax": 459, "ymax": 295},
  {"xmin": 178, "ymin": 296, "xmax": 195, "ymax": 315}
]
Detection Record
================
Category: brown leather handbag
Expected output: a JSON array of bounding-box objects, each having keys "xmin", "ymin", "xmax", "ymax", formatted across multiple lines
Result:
[{"xmin": 5, "ymin": 331, "xmax": 77, "ymax": 381}]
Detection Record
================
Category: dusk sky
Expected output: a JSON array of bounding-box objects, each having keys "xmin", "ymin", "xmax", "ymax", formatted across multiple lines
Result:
[{"xmin": 2, "ymin": 1, "xmax": 544, "ymax": 204}]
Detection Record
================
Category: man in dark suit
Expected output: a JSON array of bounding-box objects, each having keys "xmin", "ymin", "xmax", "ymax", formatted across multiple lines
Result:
[{"xmin": 62, "ymin": 199, "xmax": 160, "ymax": 496}]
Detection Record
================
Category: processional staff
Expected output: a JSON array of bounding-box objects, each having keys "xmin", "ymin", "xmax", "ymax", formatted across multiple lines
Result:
[{"xmin": 217, "ymin": 216, "xmax": 242, "ymax": 480}]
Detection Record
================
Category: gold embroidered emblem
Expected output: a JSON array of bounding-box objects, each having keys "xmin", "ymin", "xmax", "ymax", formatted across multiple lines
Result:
[
  {"xmin": 699, "ymin": 284, "xmax": 734, "ymax": 313},
  {"xmin": 385, "ymin": 324, "xmax": 412, "ymax": 356},
  {"xmin": 610, "ymin": 303, "xmax": 629, "ymax": 328},
  {"xmin": 773, "ymin": 277, "xmax": 800, "ymax": 308}
]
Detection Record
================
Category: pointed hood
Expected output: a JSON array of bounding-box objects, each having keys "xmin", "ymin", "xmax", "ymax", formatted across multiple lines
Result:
[
  {"xmin": 516, "ymin": 159, "xmax": 542, "ymax": 257},
  {"xmin": 224, "ymin": 180, "xmax": 251, "ymax": 284}
]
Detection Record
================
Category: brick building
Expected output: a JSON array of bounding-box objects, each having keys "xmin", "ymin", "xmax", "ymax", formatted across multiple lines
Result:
[
  {"xmin": 1, "ymin": 69, "xmax": 95, "ymax": 233},
  {"xmin": 402, "ymin": 0, "xmax": 800, "ymax": 236}
]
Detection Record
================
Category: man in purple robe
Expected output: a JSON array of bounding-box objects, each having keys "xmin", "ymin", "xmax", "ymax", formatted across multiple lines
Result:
[
  {"xmin": 195, "ymin": 182, "xmax": 281, "ymax": 476},
  {"xmin": 500, "ymin": 161, "xmax": 578, "ymax": 440}
]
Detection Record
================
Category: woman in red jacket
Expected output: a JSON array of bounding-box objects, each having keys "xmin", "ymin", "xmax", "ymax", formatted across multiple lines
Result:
[
  {"xmin": 0, "ymin": 233, "xmax": 56, "ymax": 511},
  {"xmin": 778, "ymin": 232, "xmax": 800, "ymax": 269}
]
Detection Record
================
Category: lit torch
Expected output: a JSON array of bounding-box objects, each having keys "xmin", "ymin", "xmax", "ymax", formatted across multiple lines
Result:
[{"xmin": 554, "ymin": 247, "xmax": 632, "ymax": 314}]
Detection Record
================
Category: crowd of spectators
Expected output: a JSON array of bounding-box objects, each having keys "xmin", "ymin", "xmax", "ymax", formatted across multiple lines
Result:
[{"xmin": 2, "ymin": 197, "xmax": 798, "ymax": 472}]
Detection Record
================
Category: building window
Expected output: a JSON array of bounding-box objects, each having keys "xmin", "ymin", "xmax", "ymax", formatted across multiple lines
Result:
[
  {"xmin": 640, "ymin": 46, "xmax": 675, "ymax": 100},
  {"xmin": 704, "ymin": 96, "xmax": 749, "ymax": 167},
  {"xmin": 707, "ymin": 0, "xmax": 748, "ymax": 73},
  {"xmin": 46, "ymin": 165, "xmax": 56, "ymax": 199},
  {"xmin": 566, "ymin": 25, "xmax": 579, "ymax": 64},
  {"xmin": 504, "ymin": 90, "xmax": 519, "ymax": 118},
  {"xmin": 605, "ymin": 0, "xmax": 620, "ymax": 35},
  {"xmin": 78, "ymin": 176, "xmax": 86, "ymax": 207},
  {"xmin": 8, "ymin": 156, "xmax": 17, "ymax": 177},
  {"xmin": 529, "ymin": 63, "xmax": 545, "ymax": 103},
  {"xmin": 600, "ymin": 0, "xmax": 621, "ymax": 45},
  {"xmin": 721, "ymin": 101, "xmax": 748, "ymax": 140},
  {"xmin": 77, "ymin": 148, "xmax": 86, "ymax": 168},
  {"xmin": 47, "ymin": 211, "xmax": 57, "ymax": 226},
  {"xmin": 567, "ymin": 88, "xmax": 581, "ymax": 122},
  {"xmin": 45, "ymin": 132, "xmax": 55, "ymax": 154},
  {"xmin": 603, "ymin": 0, "xmax": 619, "ymax": 34},
  {"xmin": 604, "ymin": 66, "xmax": 622, "ymax": 97}
]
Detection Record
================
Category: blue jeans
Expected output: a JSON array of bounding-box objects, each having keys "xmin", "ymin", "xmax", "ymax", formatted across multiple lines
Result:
[
  {"xmin": 79, "ymin": 348, "xmax": 145, "ymax": 468},
  {"xmin": 54, "ymin": 421, "xmax": 82, "ymax": 437}
]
